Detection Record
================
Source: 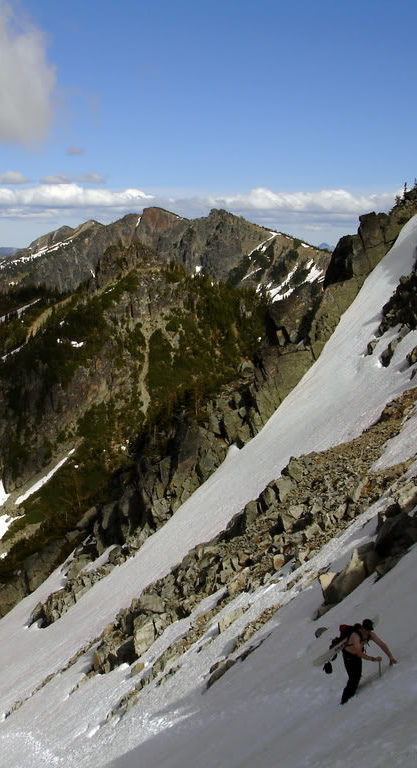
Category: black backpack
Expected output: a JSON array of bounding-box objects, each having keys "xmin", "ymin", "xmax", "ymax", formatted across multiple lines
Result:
[{"xmin": 323, "ymin": 624, "xmax": 358, "ymax": 674}]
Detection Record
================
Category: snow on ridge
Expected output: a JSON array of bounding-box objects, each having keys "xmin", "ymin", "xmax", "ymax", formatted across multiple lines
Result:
[
  {"xmin": 1, "ymin": 344, "xmax": 23, "ymax": 362},
  {"xmin": 268, "ymin": 264, "xmax": 298, "ymax": 302},
  {"xmin": 15, "ymin": 450, "xmax": 75, "ymax": 506},
  {"xmin": 305, "ymin": 263, "xmax": 323, "ymax": 283},
  {"xmin": 0, "ymin": 481, "xmax": 9, "ymax": 506},
  {"xmin": 247, "ymin": 233, "xmax": 278, "ymax": 260},
  {"xmin": 243, "ymin": 267, "xmax": 262, "ymax": 281},
  {"xmin": 0, "ymin": 239, "xmax": 73, "ymax": 270},
  {"xmin": 0, "ymin": 513, "xmax": 13, "ymax": 540},
  {"xmin": 0, "ymin": 298, "xmax": 41, "ymax": 324}
]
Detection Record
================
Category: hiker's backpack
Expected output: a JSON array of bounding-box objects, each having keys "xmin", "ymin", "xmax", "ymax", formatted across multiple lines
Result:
[
  {"xmin": 322, "ymin": 624, "xmax": 355, "ymax": 674},
  {"xmin": 329, "ymin": 624, "xmax": 354, "ymax": 650}
]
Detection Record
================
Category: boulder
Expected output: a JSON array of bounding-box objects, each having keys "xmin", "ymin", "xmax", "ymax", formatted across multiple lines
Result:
[
  {"xmin": 281, "ymin": 504, "xmax": 305, "ymax": 532},
  {"xmin": 275, "ymin": 475, "xmax": 294, "ymax": 502},
  {"xmin": 375, "ymin": 511, "xmax": 417, "ymax": 558},
  {"xmin": 133, "ymin": 618, "xmax": 156, "ymax": 657},
  {"xmin": 206, "ymin": 658, "xmax": 236, "ymax": 689},
  {"xmin": 137, "ymin": 592, "xmax": 165, "ymax": 614},
  {"xmin": 273, "ymin": 554, "xmax": 285, "ymax": 571},
  {"xmin": 318, "ymin": 572, "xmax": 336, "ymax": 597},
  {"xmin": 322, "ymin": 549, "xmax": 367, "ymax": 605},
  {"xmin": 283, "ymin": 457, "xmax": 304, "ymax": 483},
  {"xmin": 76, "ymin": 506, "xmax": 99, "ymax": 531}
]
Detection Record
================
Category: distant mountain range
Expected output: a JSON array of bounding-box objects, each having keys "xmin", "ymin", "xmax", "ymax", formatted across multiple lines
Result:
[{"xmin": 0, "ymin": 248, "xmax": 18, "ymax": 259}]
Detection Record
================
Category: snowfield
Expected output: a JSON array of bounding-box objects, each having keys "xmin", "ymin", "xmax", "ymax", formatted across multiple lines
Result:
[{"xmin": 0, "ymin": 217, "xmax": 417, "ymax": 766}]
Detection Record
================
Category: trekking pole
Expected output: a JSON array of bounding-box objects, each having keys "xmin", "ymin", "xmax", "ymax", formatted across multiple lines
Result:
[{"xmin": 378, "ymin": 660, "xmax": 382, "ymax": 678}]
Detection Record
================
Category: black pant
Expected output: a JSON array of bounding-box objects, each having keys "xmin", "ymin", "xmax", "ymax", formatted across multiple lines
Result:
[{"xmin": 341, "ymin": 651, "xmax": 362, "ymax": 704}]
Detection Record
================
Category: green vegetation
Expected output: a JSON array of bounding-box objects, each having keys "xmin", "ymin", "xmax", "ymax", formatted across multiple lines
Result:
[
  {"xmin": 0, "ymin": 294, "xmax": 111, "ymax": 414},
  {"xmin": 227, "ymin": 255, "xmax": 251, "ymax": 287},
  {"xmin": 98, "ymin": 271, "xmax": 140, "ymax": 309},
  {"xmin": 0, "ymin": 257, "xmax": 270, "ymax": 583},
  {"xmin": 125, "ymin": 322, "xmax": 146, "ymax": 360},
  {"xmin": 0, "ymin": 287, "xmax": 57, "ymax": 357},
  {"xmin": 146, "ymin": 272, "xmax": 267, "ymax": 424}
]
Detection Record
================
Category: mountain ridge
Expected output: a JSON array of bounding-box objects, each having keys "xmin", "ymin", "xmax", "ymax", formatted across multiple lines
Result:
[
  {"xmin": 0, "ymin": 191, "xmax": 416, "ymax": 619},
  {"xmin": 0, "ymin": 209, "xmax": 416, "ymax": 765}
]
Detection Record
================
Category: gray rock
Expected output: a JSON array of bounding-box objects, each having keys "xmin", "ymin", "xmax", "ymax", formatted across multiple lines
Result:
[
  {"xmin": 206, "ymin": 658, "xmax": 236, "ymax": 689},
  {"xmin": 137, "ymin": 593, "xmax": 165, "ymax": 614},
  {"xmin": 133, "ymin": 618, "xmax": 156, "ymax": 656},
  {"xmin": 323, "ymin": 549, "xmax": 367, "ymax": 605},
  {"xmin": 283, "ymin": 457, "xmax": 304, "ymax": 483},
  {"xmin": 275, "ymin": 475, "xmax": 295, "ymax": 503},
  {"xmin": 76, "ymin": 506, "xmax": 99, "ymax": 531}
]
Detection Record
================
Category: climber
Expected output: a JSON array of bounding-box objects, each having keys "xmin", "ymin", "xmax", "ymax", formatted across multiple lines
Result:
[{"xmin": 341, "ymin": 618, "xmax": 397, "ymax": 705}]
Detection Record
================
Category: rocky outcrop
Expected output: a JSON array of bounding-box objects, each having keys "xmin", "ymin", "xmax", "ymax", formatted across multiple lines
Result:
[
  {"xmin": 309, "ymin": 193, "xmax": 417, "ymax": 359},
  {"xmin": 0, "ymin": 531, "xmax": 80, "ymax": 618}
]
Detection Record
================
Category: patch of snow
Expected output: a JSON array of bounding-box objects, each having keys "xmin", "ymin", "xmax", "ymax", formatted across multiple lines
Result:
[
  {"xmin": 268, "ymin": 265, "xmax": 298, "ymax": 301},
  {"xmin": 242, "ymin": 267, "xmax": 262, "ymax": 281},
  {"xmin": 0, "ymin": 481, "xmax": 9, "ymax": 506},
  {"xmin": 305, "ymin": 263, "xmax": 323, "ymax": 283},
  {"xmin": 70, "ymin": 341, "xmax": 85, "ymax": 348},
  {"xmin": 247, "ymin": 233, "xmax": 278, "ymax": 260},
  {"xmin": 0, "ymin": 298, "xmax": 41, "ymax": 324},
  {"xmin": 0, "ymin": 239, "xmax": 73, "ymax": 270},
  {"xmin": 272, "ymin": 285, "xmax": 295, "ymax": 302},
  {"xmin": 135, "ymin": 216, "xmax": 142, "ymax": 228},
  {"xmin": 1, "ymin": 344, "xmax": 23, "ymax": 361},
  {"xmin": 15, "ymin": 450, "xmax": 75, "ymax": 506},
  {"xmin": 0, "ymin": 513, "xmax": 13, "ymax": 540}
]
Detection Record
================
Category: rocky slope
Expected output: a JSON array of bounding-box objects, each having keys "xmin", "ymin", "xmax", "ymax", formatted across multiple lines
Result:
[{"xmin": 0, "ymin": 191, "xmax": 417, "ymax": 619}]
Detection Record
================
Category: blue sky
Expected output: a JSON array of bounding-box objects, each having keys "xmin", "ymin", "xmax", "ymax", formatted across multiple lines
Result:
[{"xmin": 0, "ymin": 0, "xmax": 416, "ymax": 247}]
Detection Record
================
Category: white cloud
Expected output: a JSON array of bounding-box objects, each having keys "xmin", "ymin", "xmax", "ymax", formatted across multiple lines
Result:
[
  {"xmin": 0, "ymin": 5, "xmax": 56, "ymax": 145},
  {"xmin": 0, "ymin": 170, "xmax": 28, "ymax": 184},
  {"xmin": 0, "ymin": 183, "xmax": 399, "ymax": 247},
  {"xmin": 0, "ymin": 183, "xmax": 154, "ymax": 215},
  {"xmin": 214, "ymin": 187, "xmax": 397, "ymax": 216}
]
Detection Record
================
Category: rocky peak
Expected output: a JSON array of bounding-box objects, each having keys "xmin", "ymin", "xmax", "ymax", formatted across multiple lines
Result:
[
  {"xmin": 25, "ymin": 224, "xmax": 76, "ymax": 253},
  {"xmin": 324, "ymin": 192, "xmax": 417, "ymax": 287}
]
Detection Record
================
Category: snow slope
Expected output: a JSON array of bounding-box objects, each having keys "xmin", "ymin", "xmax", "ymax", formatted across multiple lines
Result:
[{"xmin": 1, "ymin": 216, "xmax": 417, "ymax": 766}]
